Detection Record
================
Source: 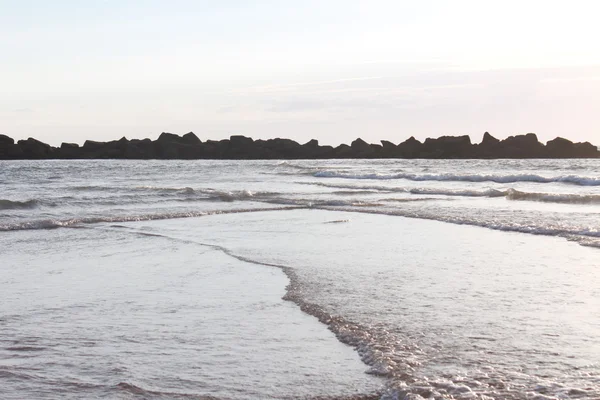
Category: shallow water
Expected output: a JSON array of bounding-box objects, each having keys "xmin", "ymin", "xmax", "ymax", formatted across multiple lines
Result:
[
  {"xmin": 1, "ymin": 159, "xmax": 599, "ymax": 399},
  {"xmin": 1, "ymin": 226, "xmax": 381, "ymax": 400}
]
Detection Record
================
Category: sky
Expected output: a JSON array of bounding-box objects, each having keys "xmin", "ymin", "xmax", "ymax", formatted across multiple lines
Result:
[{"xmin": 1, "ymin": 0, "xmax": 600, "ymax": 146}]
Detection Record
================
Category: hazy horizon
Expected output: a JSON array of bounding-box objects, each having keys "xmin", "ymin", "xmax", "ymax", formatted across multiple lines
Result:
[{"xmin": 2, "ymin": 1, "xmax": 599, "ymax": 146}]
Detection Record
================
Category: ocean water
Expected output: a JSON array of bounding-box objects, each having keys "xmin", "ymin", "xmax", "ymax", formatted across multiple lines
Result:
[{"xmin": 1, "ymin": 159, "xmax": 599, "ymax": 400}]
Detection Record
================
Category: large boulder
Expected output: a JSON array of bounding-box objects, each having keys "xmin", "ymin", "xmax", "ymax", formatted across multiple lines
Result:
[
  {"xmin": 153, "ymin": 132, "xmax": 206, "ymax": 158},
  {"xmin": 350, "ymin": 138, "xmax": 375, "ymax": 157},
  {"xmin": 17, "ymin": 138, "xmax": 53, "ymax": 159},
  {"xmin": 127, "ymin": 139, "xmax": 156, "ymax": 159},
  {"xmin": 156, "ymin": 132, "xmax": 182, "ymax": 143},
  {"xmin": 226, "ymin": 135, "xmax": 255, "ymax": 158},
  {"xmin": 263, "ymin": 138, "xmax": 303, "ymax": 159},
  {"xmin": 229, "ymin": 135, "xmax": 253, "ymax": 148},
  {"xmin": 154, "ymin": 133, "xmax": 193, "ymax": 159},
  {"xmin": 546, "ymin": 137, "xmax": 574, "ymax": 157},
  {"xmin": 83, "ymin": 140, "xmax": 106, "ymax": 151},
  {"xmin": 0, "ymin": 134, "xmax": 14, "ymax": 146},
  {"xmin": 301, "ymin": 139, "xmax": 334, "ymax": 158},
  {"xmin": 201, "ymin": 140, "xmax": 229, "ymax": 159},
  {"xmin": 79, "ymin": 137, "xmax": 130, "ymax": 158},
  {"xmin": 60, "ymin": 142, "xmax": 79, "ymax": 149},
  {"xmin": 572, "ymin": 142, "xmax": 600, "ymax": 158},
  {"xmin": 498, "ymin": 133, "xmax": 545, "ymax": 158},
  {"xmin": 0, "ymin": 135, "xmax": 22, "ymax": 159},
  {"xmin": 546, "ymin": 137, "xmax": 599, "ymax": 158},
  {"xmin": 182, "ymin": 132, "xmax": 201, "ymax": 145},
  {"xmin": 397, "ymin": 136, "xmax": 423, "ymax": 158},
  {"xmin": 154, "ymin": 141, "xmax": 184, "ymax": 159},
  {"xmin": 473, "ymin": 132, "xmax": 501, "ymax": 158},
  {"xmin": 422, "ymin": 135, "xmax": 472, "ymax": 158},
  {"xmin": 332, "ymin": 144, "xmax": 353, "ymax": 158},
  {"xmin": 481, "ymin": 131, "xmax": 500, "ymax": 146},
  {"xmin": 379, "ymin": 140, "xmax": 398, "ymax": 158},
  {"xmin": 303, "ymin": 139, "xmax": 319, "ymax": 149},
  {"xmin": 56, "ymin": 142, "xmax": 80, "ymax": 159},
  {"xmin": 502, "ymin": 133, "xmax": 540, "ymax": 148}
]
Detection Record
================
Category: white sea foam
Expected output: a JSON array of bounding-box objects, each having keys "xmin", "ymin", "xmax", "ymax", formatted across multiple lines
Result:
[
  {"xmin": 302, "ymin": 181, "xmax": 600, "ymax": 205},
  {"xmin": 319, "ymin": 204, "xmax": 600, "ymax": 249},
  {"xmin": 506, "ymin": 189, "xmax": 600, "ymax": 204},
  {"xmin": 314, "ymin": 171, "xmax": 600, "ymax": 186},
  {"xmin": 0, "ymin": 206, "xmax": 300, "ymax": 232},
  {"xmin": 409, "ymin": 188, "xmax": 506, "ymax": 198}
]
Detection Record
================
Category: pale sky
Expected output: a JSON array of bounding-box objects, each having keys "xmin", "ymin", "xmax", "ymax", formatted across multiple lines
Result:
[{"xmin": 1, "ymin": 0, "xmax": 600, "ymax": 146}]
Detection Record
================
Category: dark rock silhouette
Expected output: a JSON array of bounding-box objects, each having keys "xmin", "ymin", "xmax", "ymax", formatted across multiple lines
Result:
[
  {"xmin": 422, "ymin": 135, "xmax": 472, "ymax": 158},
  {"xmin": 481, "ymin": 131, "xmax": 500, "ymax": 146},
  {"xmin": 351, "ymin": 138, "xmax": 375, "ymax": 158},
  {"xmin": 546, "ymin": 137, "xmax": 598, "ymax": 158},
  {"xmin": 474, "ymin": 132, "xmax": 501, "ymax": 158},
  {"xmin": 0, "ymin": 134, "xmax": 14, "ymax": 146},
  {"xmin": 498, "ymin": 133, "xmax": 545, "ymax": 158},
  {"xmin": 397, "ymin": 136, "xmax": 423, "ymax": 158},
  {"xmin": 182, "ymin": 132, "xmax": 201, "ymax": 145},
  {"xmin": 17, "ymin": 138, "xmax": 54, "ymax": 159},
  {"xmin": 0, "ymin": 132, "xmax": 598, "ymax": 160},
  {"xmin": 0, "ymin": 134, "xmax": 22, "ymax": 159}
]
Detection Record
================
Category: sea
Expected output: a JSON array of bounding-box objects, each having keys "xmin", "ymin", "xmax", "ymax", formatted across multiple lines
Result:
[{"xmin": 1, "ymin": 158, "xmax": 599, "ymax": 400}]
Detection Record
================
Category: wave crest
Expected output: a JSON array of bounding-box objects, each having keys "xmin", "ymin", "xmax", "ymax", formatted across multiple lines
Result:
[
  {"xmin": 314, "ymin": 171, "xmax": 600, "ymax": 186},
  {"xmin": 0, "ymin": 199, "xmax": 40, "ymax": 210},
  {"xmin": 506, "ymin": 189, "xmax": 600, "ymax": 204}
]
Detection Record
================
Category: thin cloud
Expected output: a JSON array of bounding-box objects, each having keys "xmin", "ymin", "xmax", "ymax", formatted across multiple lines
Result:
[
  {"xmin": 540, "ymin": 76, "xmax": 600, "ymax": 83},
  {"xmin": 227, "ymin": 76, "xmax": 385, "ymax": 95}
]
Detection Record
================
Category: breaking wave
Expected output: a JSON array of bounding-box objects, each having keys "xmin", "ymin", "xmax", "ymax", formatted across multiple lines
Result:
[
  {"xmin": 276, "ymin": 161, "xmax": 320, "ymax": 173},
  {"xmin": 506, "ymin": 189, "xmax": 600, "ymax": 204},
  {"xmin": 314, "ymin": 171, "xmax": 600, "ymax": 186},
  {"xmin": 302, "ymin": 182, "xmax": 600, "ymax": 205},
  {"xmin": 72, "ymin": 185, "xmax": 280, "ymax": 202},
  {"xmin": 412, "ymin": 188, "xmax": 600, "ymax": 204},
  {"xmin": 409, "ymin": 187, "xmax": 506, "ymax": 198}
]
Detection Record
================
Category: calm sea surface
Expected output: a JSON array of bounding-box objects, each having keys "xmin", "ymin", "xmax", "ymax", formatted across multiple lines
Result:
[{"xmin": 1, "ymin": 159, "xmax": 599, "ymax": 399}]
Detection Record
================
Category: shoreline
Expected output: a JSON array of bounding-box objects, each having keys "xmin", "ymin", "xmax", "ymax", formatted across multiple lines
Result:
[{"xmin": 1, "ymin": 219, "xmax": 384, "ymax": 399}]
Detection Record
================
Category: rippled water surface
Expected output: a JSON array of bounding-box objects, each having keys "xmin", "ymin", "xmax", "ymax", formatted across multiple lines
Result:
[{"xmin": 1, "ymin": 159, "xmax": 599, "ymax": 399}]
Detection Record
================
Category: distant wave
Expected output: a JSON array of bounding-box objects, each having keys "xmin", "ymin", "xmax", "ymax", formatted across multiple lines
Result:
[
  {"xmin": 276, "ymin": 161, "xmax": 318, "ymax": 172},
  {"xmin": 72, "ymin": 185, "xmax": 281, "ymax": 202},
  {"xmin": 263, "ymin": 197, "xmax": 394, "ymax": 208},
  {"xmin": 314, "ymin": 171, "xmax": 600, "ymax": 186},
  {"xmin": 506, "ymin": 189, "xmax": 600, "ymax": 204},
  {"xmin": 135, "ymin": 187, "xmax": 280, "ymax": 201},
  {"xmin": 0, "ymin": 199, "xmax": 41, "ymax": 210},
  {"xmin": 303, "ymin": 182, "xmax": 600, "ymax": 205},
  {"xmin": 202, "ymin": 189, "xmax": 278, "ymax": 202},
  {"xmin": 409, "ymin": 188, "xmax": 506, "ymax": 198},
  {"xmin": 71, "ymin": 185, "xmax": 120, "ymax": 192},
  {"xmin": 411, "ymin": 188, "xmax": 600, "ymax": 204},
  {"xmin": 72, "ymin": 185, "xmax": 198, "ymax": 194},
  {"xmin": 135, "ymin": 185, "xmax": 196, "ymax": 194}
]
